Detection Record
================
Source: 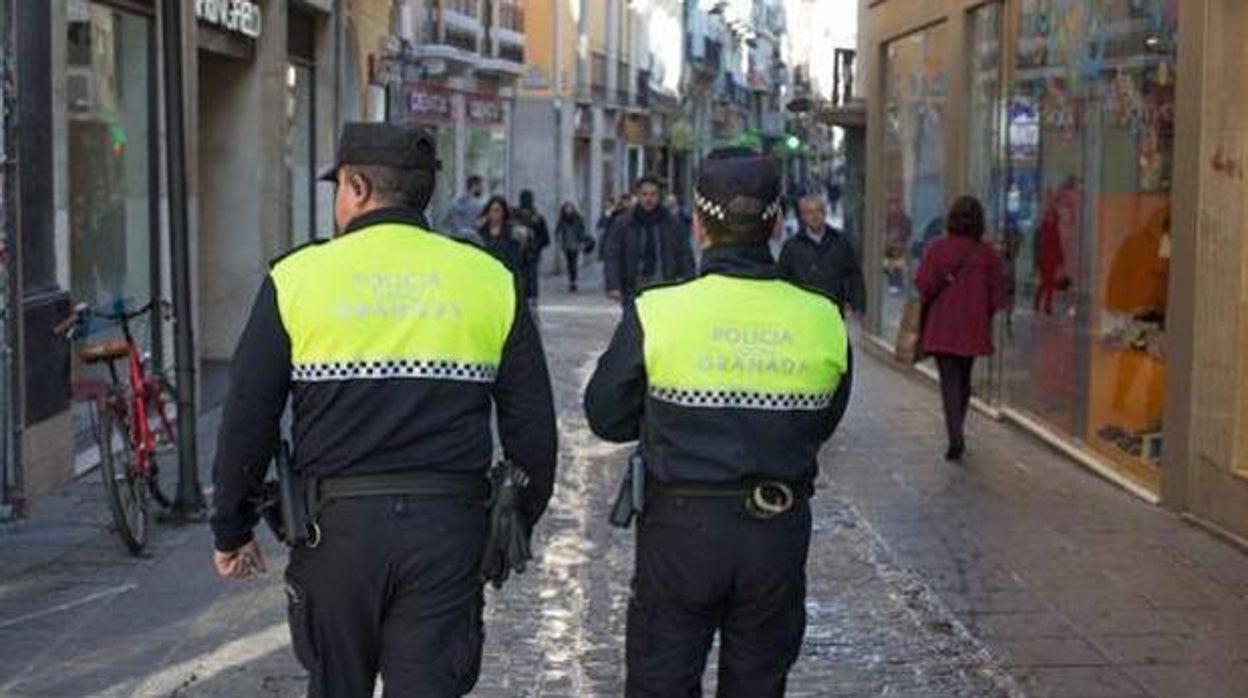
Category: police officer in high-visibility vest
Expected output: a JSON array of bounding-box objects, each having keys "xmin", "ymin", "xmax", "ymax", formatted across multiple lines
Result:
[
  {"xmin": 585, "ymin": 149, "xmax": 852, "ymax": 697},
  {"xmin": 210, "ymin": 123, "xmax": 558, "ymax": 697}
]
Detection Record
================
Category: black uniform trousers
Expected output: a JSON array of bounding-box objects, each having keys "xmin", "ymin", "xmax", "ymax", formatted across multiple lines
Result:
[
  {"xmin": 285, "ymin": 496, "xmax": 488, "ymax": 698},
  {"xmin": 626, "ymin": 496, "xmax": 812, "ymax": 698}
]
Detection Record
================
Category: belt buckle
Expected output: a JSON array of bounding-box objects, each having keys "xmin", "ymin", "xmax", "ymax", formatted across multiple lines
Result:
[{"xmin": 746, "ymin": 482, "xmax": 794, "ymax": 520}]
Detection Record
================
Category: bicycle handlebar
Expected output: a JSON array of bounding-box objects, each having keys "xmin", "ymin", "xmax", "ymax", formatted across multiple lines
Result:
[{"xmin": 52, "ymin": 299, "xmax": 172, "ymax": 340}]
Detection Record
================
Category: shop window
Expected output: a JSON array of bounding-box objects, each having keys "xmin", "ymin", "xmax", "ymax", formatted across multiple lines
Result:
[
  {"xmin": 66, "ymin": 5, "xmax": 156, "ymax": 446},
  {"xmin": 1004, "ymin": 0, "xmax": 1178, "ymax": 490},
  {"xmin": 967, "ymin": 2, "xmax": 1005, "ymax": 400},
  {"xmin": 287, "ymin": 8, "xmax": 317, "ymax": 243},
  {"xmin": 879, "ymin": 23, "xmax": 948, "ymax": 341},
  {"xmin": 286, "ymin": 63, "xmax": 315, "ymax": 242}
]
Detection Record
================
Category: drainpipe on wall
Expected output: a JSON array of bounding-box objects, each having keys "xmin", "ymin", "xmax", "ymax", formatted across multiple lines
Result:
[
  {"xmin": 0, "ymin": 0, "xmax": 20, "ymax": 518},
  {"xmin": 161, "ymin": 0, "xmax": 204, "ymax": 518}
]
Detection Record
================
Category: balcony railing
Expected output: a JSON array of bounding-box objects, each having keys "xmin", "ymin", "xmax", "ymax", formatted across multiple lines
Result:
[
  {"xmin": 498, "ymin": 1, "xmax": 524, "ymax": 33},
  {"xmin": 423, "ymin": 0, "xmax": 483, "ymax": 54}
]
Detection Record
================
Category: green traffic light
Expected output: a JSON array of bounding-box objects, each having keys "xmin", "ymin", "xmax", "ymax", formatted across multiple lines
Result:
[{"xmin": 786, "ymin": 135, "xmax": 801, "ymax": 150}]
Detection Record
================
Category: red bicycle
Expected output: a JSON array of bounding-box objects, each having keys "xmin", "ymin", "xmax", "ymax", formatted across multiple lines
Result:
[{"xmin": 54, "ymin": 299, "xmax": 179, "ymax": 554}]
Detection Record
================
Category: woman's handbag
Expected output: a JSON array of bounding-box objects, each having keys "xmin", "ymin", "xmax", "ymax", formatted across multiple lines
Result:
[{"xmin": 894, "ymin": 299, "xmax": 926, "ymax": 364}]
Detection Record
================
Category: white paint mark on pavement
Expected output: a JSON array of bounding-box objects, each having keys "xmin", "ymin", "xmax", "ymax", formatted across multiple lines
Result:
[
  {"xmin": 125, "ymin": 621, "xmax": 289, "ymax": 697},
  {"xmin": 0, "ymin": 582, "xmax": 137, "ymax": 630}
]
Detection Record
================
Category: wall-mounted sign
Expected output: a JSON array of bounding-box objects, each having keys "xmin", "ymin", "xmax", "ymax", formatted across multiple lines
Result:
[
  {"xmin": 403, "ymin": 84, "xmax": 454, "ymax": 124},
  {"xmin": 466, "ymin": 96, "xmax": 504, "ymax": 127},
  {"xmin": 196, "ymin": 0, "xmax": 262, "ymax": 40}
]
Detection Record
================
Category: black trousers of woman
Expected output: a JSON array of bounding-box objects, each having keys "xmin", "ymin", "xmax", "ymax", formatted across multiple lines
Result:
[
  {"xmin": 933, "ymin": 354, "xmax": 975, "ymax": 457},
  {"xmin": 564, "ymin": 250, "xmax": 580, "ymax": 290}
]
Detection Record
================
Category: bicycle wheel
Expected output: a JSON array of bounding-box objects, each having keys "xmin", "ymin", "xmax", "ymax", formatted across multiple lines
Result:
[
  {"xmin": 145, "ymin": 376, "xmax": 179, "ymax": 508},
  {"xmin": 99, "ymin": 404, "xmax": 149, "ymax": 554}
]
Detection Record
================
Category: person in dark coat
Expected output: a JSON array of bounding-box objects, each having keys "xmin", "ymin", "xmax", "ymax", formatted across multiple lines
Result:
[
  {"xmin": 556, "ymin": 201, "xmax": 590, "ymax": 292},
  {"xmin": 513, "ymin": 189, "xmax": 551, "ymax": 302},
  {"xmin": 914, "ymin": 195, "xmax": 1009, "ymax": 461},
  {"xmin": 778, "ymin": 194, "xmax": 866, "ymax": 316},
  {"xmin": 604, "ymin": 176, "xmax": 695, "ymax": 302},
  {"xmin": 478, "ymin": 196, "xmax": 524, "ymax": 286}
]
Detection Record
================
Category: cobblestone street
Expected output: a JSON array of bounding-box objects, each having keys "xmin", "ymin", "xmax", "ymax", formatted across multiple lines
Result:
[{"xmin": 0, "ymin": 278, "xmax": 1245, "ymax": 696}]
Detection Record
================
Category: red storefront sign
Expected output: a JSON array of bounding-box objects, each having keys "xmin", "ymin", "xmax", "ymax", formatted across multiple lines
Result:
[
  {"xmin": 401, "ymin": 84, "xmax": 453, "ymax": 125},
  {"xmin": 466, "ymin": 95, "xmax": 504, "ymax": 127}
]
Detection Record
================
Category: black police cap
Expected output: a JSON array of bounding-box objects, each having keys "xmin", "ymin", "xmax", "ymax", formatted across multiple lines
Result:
[
  {"xmin": 319, "ymin": 122, "xmax": 442, "ymax": 182},
  {"xmin": 694, "ymin": 148, "xmax": 783, "ymax": 226}
]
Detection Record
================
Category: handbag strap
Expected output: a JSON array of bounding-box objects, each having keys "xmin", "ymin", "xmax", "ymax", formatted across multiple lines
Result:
[{"xmin": 928, "ymin": 244, "xmax": 978, "ymax": 305}]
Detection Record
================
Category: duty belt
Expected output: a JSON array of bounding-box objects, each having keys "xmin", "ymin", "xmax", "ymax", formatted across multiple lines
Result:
[
  {"xmin": 315, "ymin": 471, "xmax": 492, "ymax": 505},
  {"xmin": 295, "ymin": 470, "xmax": 492, "ymax": 548},
  {"xmin": 647, "ymin": 479, "xmax": 813, "ymax": 520}
]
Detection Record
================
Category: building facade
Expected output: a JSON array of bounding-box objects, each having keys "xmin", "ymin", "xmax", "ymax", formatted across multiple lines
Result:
[
  {"xmin": 5, "ymin": 0, "xmax": 352, "ymax": 507},
  {"xmin": 511, "ymin": 0, "xmax": 685, "ymax": 236},
  {"xmin": 375, "ymin": 0, "xmax": 526, "ymax": 226},
  {"xmin": 862, "ymin": 0, "xmax": 1248, "ymax": 542}
]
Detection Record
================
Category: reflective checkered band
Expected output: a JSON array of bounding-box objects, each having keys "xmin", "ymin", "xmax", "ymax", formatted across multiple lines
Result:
[
  {"xmin": 292, "ymin": 360, "xmax": 497, "ymax": 383},
  {"xmin": 650, "ymin": 387, "xmax": 834, "ymax": 411},
  {"xmin": 694, "ymin": 190, "xmax": 728, "ymax": 221},
  {"xmin": 694, "ymin": 190, "xmax": 783, "ymax": 223}
]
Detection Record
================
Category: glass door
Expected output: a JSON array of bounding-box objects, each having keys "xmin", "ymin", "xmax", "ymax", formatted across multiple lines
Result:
[{"xmin": 966, "ymin": 1, "xmax": 1006, "ymax": 404}]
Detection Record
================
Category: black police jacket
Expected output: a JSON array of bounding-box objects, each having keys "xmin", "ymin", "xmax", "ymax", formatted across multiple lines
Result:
[
  {"xmin": 210, "ymin": 207, "xmax": 558, "ymax": 551},
  {"xmin": 777, "ymin": 225, "xmax": 867, "ymax": 314},
  {"xmin": 603, "ymin": 206, "xmax": 696, "ymax": 296},
  {"xmin": 584, "ymin": 243, "xmax": 853, "ymax": 486}
]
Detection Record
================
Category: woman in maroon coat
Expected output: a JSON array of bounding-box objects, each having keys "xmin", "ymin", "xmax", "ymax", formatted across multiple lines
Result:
[{"xmin": 914, "ymin": 196, "xmax": 1009, "ymax": 460}]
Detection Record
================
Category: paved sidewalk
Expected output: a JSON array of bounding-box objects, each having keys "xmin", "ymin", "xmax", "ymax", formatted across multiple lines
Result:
[{"xmin": 832, "ymin": 349, "xmax": 1248, "ymax": 697}]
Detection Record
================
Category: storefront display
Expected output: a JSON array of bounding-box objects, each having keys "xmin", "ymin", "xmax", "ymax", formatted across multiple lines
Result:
[
  {"xmin": 1002, "ymin": 0, "xmax": 1178, "ymax": 489},
  {"xmin": 879, "ymin": 24, "xmax": 947, "ymax": 342}
]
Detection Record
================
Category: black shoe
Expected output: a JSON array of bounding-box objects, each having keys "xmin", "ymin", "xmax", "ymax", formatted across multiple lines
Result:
[
  {"xmin": 569, "ymin": 284, "xmax": 578, "ymax": 293},
  {"xmin": 945, "ymin": 444, "xmax": 965, "ymax": 461}
]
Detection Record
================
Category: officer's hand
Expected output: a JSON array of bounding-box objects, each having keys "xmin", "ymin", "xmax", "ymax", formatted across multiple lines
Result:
[
  {"xmin": 213, "ymin": 540, "xmax": 268, "ymax": 580},
  {"xmin": 607, "ymin": 290, "xmax": 622, "ymax": 302}
]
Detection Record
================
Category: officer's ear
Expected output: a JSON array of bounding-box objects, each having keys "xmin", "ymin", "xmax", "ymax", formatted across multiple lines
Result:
[
  {"xmin": 692, "ymin": 212, "xmax": 712, "ymax": 251},
  {"xmin": 770, "ymin": 212, "xmax": 784, "ymax": 241},
  {"xmin": 349, "ymin": 171, "xmax": 372, "ymax": 203}
]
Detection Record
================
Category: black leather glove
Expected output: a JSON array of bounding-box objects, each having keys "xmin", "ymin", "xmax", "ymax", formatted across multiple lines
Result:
[{"xmin": 481, "ymin": 461, "xmax": 533, "ymax": 589}]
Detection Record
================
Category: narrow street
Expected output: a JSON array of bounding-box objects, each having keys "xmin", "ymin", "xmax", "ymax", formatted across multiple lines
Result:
[
  {"xmin": 0, "ymin": 276, "xmax": 1011, "ymax": 697},
  {"xmin": 0, "ymin": 274, "xmax": 1245, "ymax": 697}
]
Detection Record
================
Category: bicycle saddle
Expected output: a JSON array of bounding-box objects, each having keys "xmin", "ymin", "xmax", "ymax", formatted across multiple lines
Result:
[{"xmin": 78, "ymin": 339, "xmax": 130, "ymax": 365}]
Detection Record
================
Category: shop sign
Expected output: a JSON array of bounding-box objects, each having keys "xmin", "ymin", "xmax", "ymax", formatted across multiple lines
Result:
[
  {"xmin": 196, "ymin": 0, "xmax": 262, "ymax": 39},
  {"xmin": 403, "ymin": 84, "xmax": 454, "ymax": 124},
  {"xmin": 467, "ymin": 96, "xmax": 504, "ymax": 126},
  {"xmin": 623, "ymin": 115, "xmax": 648, "ymax": 144}
]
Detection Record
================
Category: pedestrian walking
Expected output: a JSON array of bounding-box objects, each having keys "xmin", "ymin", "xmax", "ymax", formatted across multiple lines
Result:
[
  {"xmin": 210, "ymin": 123, "xmax": 558, "ymax": 698},
  {"xmin": 514, "ymin": 189, "xmax": 551, "ymax": 303},
  {"xmin": 556, "ymin": 201, "xmax": 591, "ymax": 292},
  {"xmin": 914, "ymin": 195, "xmax": 1008, "ymax": 461},
  {"xmin": 603, "ymin": 176, "xmax": 695, "ymax": 303},
  {"xmin": 443, "ymin": 173, "xmax": 485, "ymax": 240},
  {"xmin": 584, "ymin": 149, "xmax": 853, "ymax": 697},
  {"xmin": 478, "ymin": 195, "xmax": 525, "ymax": 282},
  {"xmin": 778, "ymin": 194, "xmax": 866, "ymax": 317}
]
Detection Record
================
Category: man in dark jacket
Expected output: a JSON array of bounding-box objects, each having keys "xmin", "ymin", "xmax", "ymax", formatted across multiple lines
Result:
[
  {"xmin": 778, "ymin": 194, "xmax": 866, "ymax": 316},
  {"xmin": 604, "ymin": 177, "xmax": 695, "ymax": 302}
]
